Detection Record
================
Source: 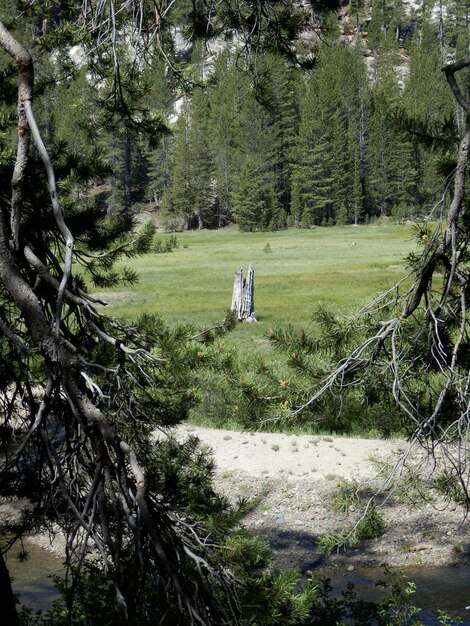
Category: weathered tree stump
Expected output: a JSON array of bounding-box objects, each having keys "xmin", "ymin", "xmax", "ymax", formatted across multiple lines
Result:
[{"xmin": 231, "ymin": 265, "xmax": 256, "ymax": 322}]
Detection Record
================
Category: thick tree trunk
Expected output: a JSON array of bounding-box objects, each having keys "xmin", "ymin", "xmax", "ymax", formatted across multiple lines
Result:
[{"xmin": 0, "ymin": 551, "xmax": 20, "ymax": 626}]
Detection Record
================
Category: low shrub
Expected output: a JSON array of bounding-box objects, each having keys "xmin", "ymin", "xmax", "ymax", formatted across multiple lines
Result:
[
  {"xmin": 319, "ymin": 504, "xmax": 385, "ymax": 555},
  {"xmin": 154, "ymin": 233, "xmax": 179, "ymax": 253}
]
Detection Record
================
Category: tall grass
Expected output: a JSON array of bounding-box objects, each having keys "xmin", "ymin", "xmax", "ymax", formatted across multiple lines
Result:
[
  {"xmin": 98, "ymin": 223, "xmax": 415, "ymax": 340},
  {"xmin": 96, "ymin": 223, "xmax": 417, "ymax": 434}
]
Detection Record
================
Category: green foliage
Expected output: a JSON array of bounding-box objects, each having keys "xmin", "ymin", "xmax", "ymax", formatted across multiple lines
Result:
[
  {"xmin": 366, "ymin": 36, "xmax": 419, "ymax": 218},
  {"xmin": 154, "ymin": 233, "xmax": 179, "ymax": 253},
  {"xmin": 134, "ymin": 221, "xmax": 156, "ymax": 254},
  {"xmin": 167, "ymin": 90, "xmax": 217, "ymax": 229},
  {"xmin": 434, "ymin": 470, "xmax": 467, "ymax": 505},
  {"xmin": 268, "ymin": 305, "xmax": 405, "ymax": 436},
  {"xmin": 291, "ymin": 39, "xmax": 368, "ymax": 226},
  {"xmin": 232, "ymin": 155, "xmax": 277, "ymax": 231},
  {"xmin": 223, "ymin": 533, "xmax": 343, "ymax": 625},
  {"xmin": 319, "ymin": 504, "xmax": 385, "ymax": 554},
  {"xmin": 299, "ymin": 577, "xmax": 383, "ymax": 625},
  {"xmin": 374, "ymin": 569, "xmax": 458, "ymax": 626},
  {"xmin": 318, "ymin": 531, "xmax": 351, "ymax": 556},
  {"xmin": 22, "ymin": 564, "xmax": 464, "ymax": 626},
  {"xmin": 189, "ymin": 345, "xmax": 286, "ymax": 429},
  {"xmin": 144, "ymin": 434, "xmax": 241, "ymax": 531},
  {"xmin": 0, "ymin": 108, "xmax": 15, "ymax": 165},
  {"xmin": 24, "ymin": 567, "xmax": 122, "ymax": 626},
  {"xmin": 355, "ymin": 504, "xmax": 385, "ymax": 541},
  {"xmin": 331, "ymin": 479, "xmax": 360, "ymax": 513}
]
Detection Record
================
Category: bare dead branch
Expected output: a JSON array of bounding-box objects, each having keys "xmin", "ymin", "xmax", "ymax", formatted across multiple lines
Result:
[
  {"xmin": 0, "ymin": 18, "xmax": 240, "ymax": 624},
  {"xmin": 295, "ymin": 57, "xmax": 470, "ymax": 510}
]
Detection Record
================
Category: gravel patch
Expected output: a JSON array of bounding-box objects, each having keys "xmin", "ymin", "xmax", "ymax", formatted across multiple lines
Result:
[{"xmin": 178, "ymin": 425, "xmax": 470, "ymax": 572}]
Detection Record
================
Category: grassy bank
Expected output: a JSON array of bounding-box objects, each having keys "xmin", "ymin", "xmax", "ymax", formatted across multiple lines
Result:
[{"xmin": 95, "ymin": 222, "xmax": 417, "ymax": 435}]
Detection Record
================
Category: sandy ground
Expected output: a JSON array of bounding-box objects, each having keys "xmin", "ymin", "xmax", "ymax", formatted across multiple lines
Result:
[
  {"xmin": 4, "ymin": 424, "xmax": 469, "ymax": 576},
  {"xmin": 179, "ymin": 424, "xmax": 403, "ymax": 480},
  {"xmin": 177, "ymin": 425, "xmax": 470, "ymax": 572}
]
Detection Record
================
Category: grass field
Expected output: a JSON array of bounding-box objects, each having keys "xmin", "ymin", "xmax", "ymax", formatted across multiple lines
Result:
[{"xmin": 97, "ymin": 223, "xmax": 416, "ymax": 343}]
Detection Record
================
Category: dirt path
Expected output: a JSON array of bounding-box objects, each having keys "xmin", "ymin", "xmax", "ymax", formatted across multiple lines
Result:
[{"xmin": 178, "ymin": 425, "xmax": 470, "ymax": 573}]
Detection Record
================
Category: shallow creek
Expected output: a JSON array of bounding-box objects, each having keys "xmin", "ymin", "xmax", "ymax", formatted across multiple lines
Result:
[
  {"xmin": 7, "ymin": 540, "xmax": 63, "ymax": 612},
  {"xmin": 323, "ymin": 565, "xmax": 470, "ymax": 625},
  {"xmin": 7, "ymin": 542, "xmax": 470, "ymax": 624}
]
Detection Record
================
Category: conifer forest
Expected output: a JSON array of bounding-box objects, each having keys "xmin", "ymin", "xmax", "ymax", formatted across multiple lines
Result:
[
  {"xmin": 60, "ymin": 0, "xmax": 469, "ymax": 232},
  {"xmin": 3, "ymin": 1, "xmax": 467, "ymax": 232},
  {"xmin": 1, "ymin": 1, "xmax": 470, "ymax": 625}
]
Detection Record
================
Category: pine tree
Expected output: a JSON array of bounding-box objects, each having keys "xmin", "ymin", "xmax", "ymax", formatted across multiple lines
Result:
[
  {"xmin": 334, "ymin": 40, "xmax": 368, "ymax": 224},
  {"xmin": 188, "ymin": 87, "xmax": 217, "ymax": 228},
  {"xmin": 347, "ymin": 120, "xmax": 364, "ymax": 224},
  {"xmin": 255, "ymin": 53, "xmax": 302, "ymax": 223},
  {"xmin": 49, "ymin": 68, "xmax": 98, "ymax": 158},
  {"xmin": 365, "ymin": 32, "xmax": 417, "ymax": 217},
  {"xmin": 231, "ymin": 154, "xmax": 276, "ymax": 231},
  {"xmin": 167, "ymin": 88, "xmax": 216, "ymax": 229},
  {"xmin": 142, "ymin": 55, "xmax": 176, "ymax": 210},
  {"xmin": 208, "ymin": 52, "xmax": 242, "ymax": 226},
  {"xmin": 231, "ymin": 66, "xmax": 280, "ymax": 229},
  {"xmin": 403, "ymin": 18, "xmax": 453, "ymax": 128},
  {"xmin": 291, "ymin": 71, "xmax": 338, "ymax": 226},
  {"xmin": 402, "ymin": 16, "xmax": 454, "ymax": 208},
  {"xmin": 147, "ymin": 134, "xmax": 173, "ymax": 208},
  {"xmin": 291, "ymin": 40, "xmax": 367, "ymax": 226},
  {"xmin": 168, "ymin": 102, "xmax": 193, "ymax": 229},
  {"xmin": 349, "ymin": 0, "xmax": 365, "ymax": 29},
  {"xmin": 368, "ymin": 0, "xmax": 405, "ymax": 52}
]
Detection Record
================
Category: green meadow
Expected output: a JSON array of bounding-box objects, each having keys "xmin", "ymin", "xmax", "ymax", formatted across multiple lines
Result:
[{"xmin": 99, "ymin": 222, "xmax": 416, "ymax": 343}]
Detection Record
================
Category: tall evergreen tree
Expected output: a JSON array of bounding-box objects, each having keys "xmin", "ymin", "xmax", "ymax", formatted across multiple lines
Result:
[
  {"xmin": 231, "ymin": 154, "xmax": 276, "ymax": 230},
  {"xmin": 142, "ymin": 56, "xmax": 176, "ymax": 209},
  {"xmin": 255, "ymin": 53, "xmax": 302, "ymax": 223},
  {"xmin": 368, "ymin": 0, "xmax": 405, "ymax": 51},
  {"xmin": 402, "ymin": 16, "xmax": 455, "ymax": 208},
  {"xmin": 167, "ymin": 101, "xmax": 193, "ymax": 229},
  {"xmin": 291, "ymin": 40, "xmax": 367, "ymax": 225},
  {"xmin": 208, "ymin": 52, "xmax": 242, "ymax": 226},
  {"xmin": 349, "ymin": 0, "xmax": 365, "ymax": 28},
  {"xmin": 168, "ymin": 89, "xmax": 216, "ymax": 229},
  {"xmin": 403, "ymin": 18, "xmax": 454, "ymax": 128},
  {"xmin": 188, "ymin": 87, "xmax": 217, "ymax": 228},
  {"xmin": 231, "ymin": 68, "xmax": 281, "ymax": 229},
  {"xmin": 365, "ymin": 33, "xmax": 417, "ymax": 217},
  {"xmin": 334, "ymin": 40, "xmax": 368, "ymax": 224},
  {"xmin": 291, "ymin": 66, "xmax": 338, "ymax": 226}
]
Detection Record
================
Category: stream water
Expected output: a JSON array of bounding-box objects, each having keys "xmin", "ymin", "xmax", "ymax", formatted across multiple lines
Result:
[
  {"xmin": 7, "ymin": 542, "xmax": 470, "ymax": 624},
  {"xmin": 323, "ymin": 565, "xmax": 470, "ymax": 625},
  {"xmin": 7, "ymin": 541, "xmax": 63, "ymax": 612}
]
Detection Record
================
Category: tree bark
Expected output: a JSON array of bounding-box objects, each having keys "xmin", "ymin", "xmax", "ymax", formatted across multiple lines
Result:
[
  {"xmin": 0, "ymin": 20, "xmax": 237, "ymax": 624},
  {"xmin": 231, "ymin": 266, "xmax": 255, "ymax": 321},
  {"xmin": 0, "ymin": 551, "xmax": 20, "ymax": 626}
]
